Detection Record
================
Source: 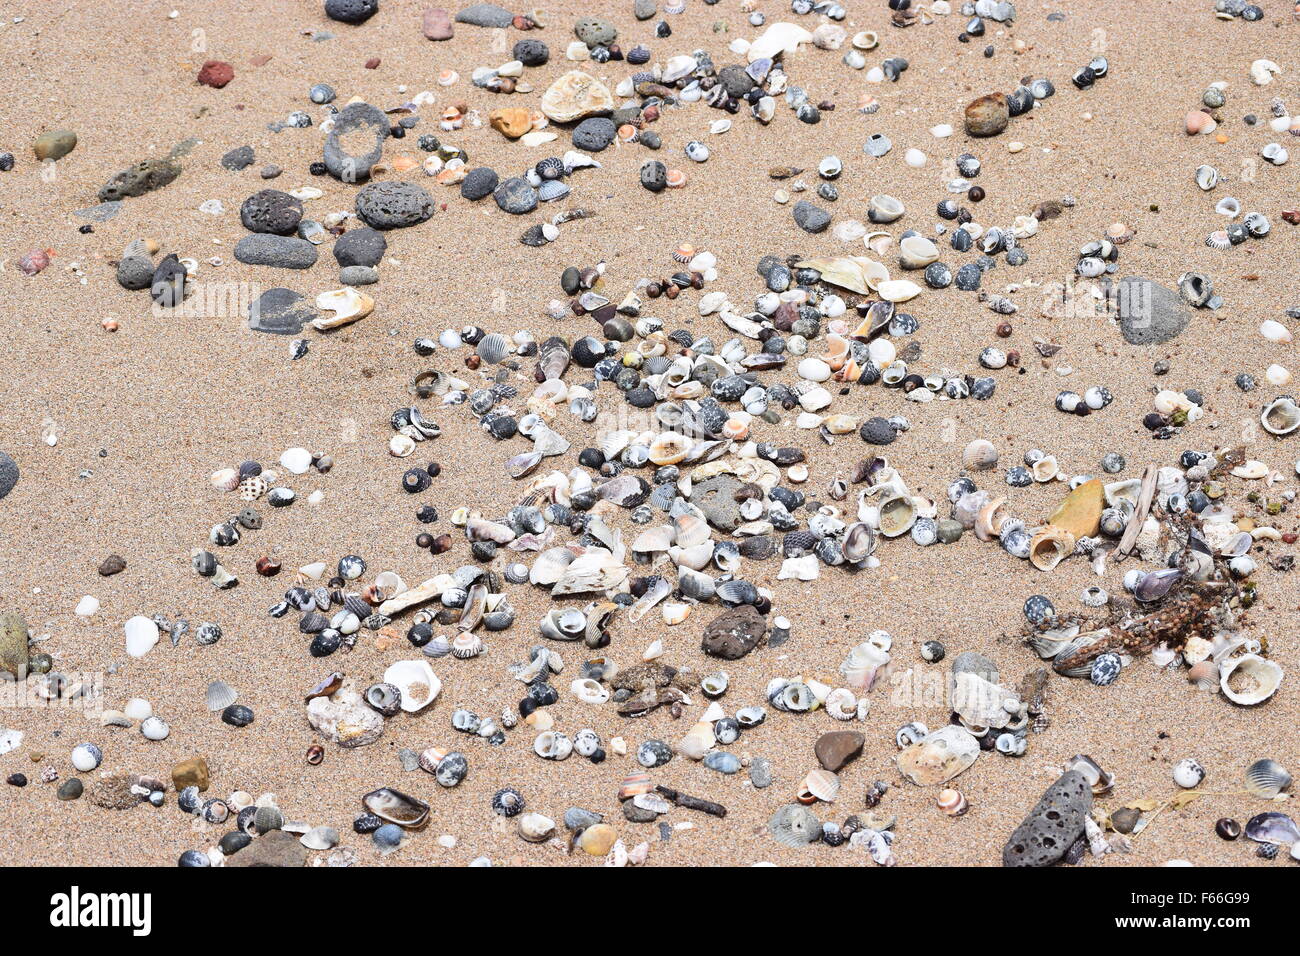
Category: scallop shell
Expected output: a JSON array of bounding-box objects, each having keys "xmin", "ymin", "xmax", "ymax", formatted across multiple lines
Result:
[
  {"xmin": 1029, "ymin": 526, "xmax": 1075, "ymax": 571},
  {"xmin": 210, "ymin": 468, "xmax": 240, "ymax": 491},
  {"xmin": 382, "ymin": 659, "xmax": 442, "ymax": 712},
  {"xmin": 1245, "ymin": 758, "xmax": 1292, "ymax": 799},
  {"xmin": 768, "ymin": 804, "xmax": 823, "ymax": 847},
  {"xmin": 205, "ymin": 680, "xmax": 237, "ymax": 712},
  {"xmin": 1219, "ymin": 654, "xmax": 1283, "ymax": 706},
  {"xmin": 1261, "ymin": 396, "xmax": 1300, "ymax": 436}
]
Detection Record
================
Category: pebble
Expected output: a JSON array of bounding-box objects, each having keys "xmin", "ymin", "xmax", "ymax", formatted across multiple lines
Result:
[
  {"xmin": 573, "ymin": 117, "xmax": 617, "ymax": 151},
  {"xmin": 355, "ymin": 181, "xmax": 435, "ymax": 229},
  {"xmin": 234, "ymin": 234, "xmax": 319, "ymax": 270},
  {"xmin": 792, "ymin": 200, "xmax": 831, "ymax": 233},
  {"xmin": 333, "ymin": 227, "xmax": 388, "ymax": 267},
  {"xmin": 494, "ymin": 177, "xmax": 539, "ymax": 215}
]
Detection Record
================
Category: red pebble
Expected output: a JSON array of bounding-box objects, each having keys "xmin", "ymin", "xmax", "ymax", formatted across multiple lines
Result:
[
  {"xmin": 365, "ymin": 57, "xmax": 381, "ymax": 69},
  {"xmin": 197, "ymin": 60, "xmax": 234, "ymax": 88}
]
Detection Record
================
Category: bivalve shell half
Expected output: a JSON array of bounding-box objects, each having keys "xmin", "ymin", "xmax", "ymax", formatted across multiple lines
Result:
[
  {"xmin": 382, "ymin": 659, "xmax": 442, "ymax": 712},
  {"xmin": 1260, "ymin": 396, "xmax": 1300, "ymax": 437},
  {"xmin": 803, "ymin": 767, "xmax": 840, "ymax": 802},
  {"xmin": 898, "ymin": 235, "xmax": 940, "ymax": 270},
  {"xmin": 1219, "ymin": 654, "xmax": 1283, "ymax": 706}
]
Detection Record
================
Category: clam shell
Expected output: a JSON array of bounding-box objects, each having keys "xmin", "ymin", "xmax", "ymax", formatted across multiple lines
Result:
[
  {"xmin": 1261, "ymin": 396, "xmax": 1300, "ymax": 436},
  {"xmin": 1219, "ymin": 654, "xmax": 1283, "ymax": 706},
  {"xmin": 312, "ymin": 287, "xmax": 374, "ymax": 331},
  {"xmin": 877, "ymin": 279, "xmax": 921, "ymax": 303},
  {"xmin": 476, "ymin": 333, "xmax": 510, "ymax": 364},
  {"xmin": 877, "ymin": 494, "xmax": 916, "ymax": 537},
  {"xmin": 804, "ymin": 767, "xmax": 840, "ymax": 802}
]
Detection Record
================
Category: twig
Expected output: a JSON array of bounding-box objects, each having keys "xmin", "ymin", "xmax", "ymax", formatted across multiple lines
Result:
[
  {"xmin": 656, "ymin": 785, "xmax": 727, "ymax": 818},
  {"xmin": 1115, "ymin": 465, "xmax": 1157, "ymax": 560}
]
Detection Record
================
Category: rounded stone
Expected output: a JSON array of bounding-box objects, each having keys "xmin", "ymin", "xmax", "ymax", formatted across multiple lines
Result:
[
  {"xmin": 324, "ymin": 0, "xmax": 379, "ymax": 24},
  {"xmin": 116, "ymin": 256, "xmax": 155, "ymax": 291},
  {"xmin": 493, "ymin": 177, "xmax": 538, "ymax": 215},
  {"xmin": 340, "ymin": 265, "xmax": 379, "ymax": 285},
  {"xmin": 574, "ymin": 16, "xmax": 617, "ymax": 46},
  {"xmin": 572, "ymin": 117, "xmax": 617, "ymax": 151},
  {"xmin": 513, "ymin": 38, "xmax": 549, "ymax": 66},
  {"xmin": 332, "ymin": 226, "xmax": 387, "ymax": 267},
  {"xmin": 460, "ymin": 166, "xmax": 500, "ymax": 201},
  {"xmin": 240, "ymin": 189, "xmax": 304, "ymax": 235},
  {"xmin": 793, "ymin": 200, "xmax": 830, "ymax": 233},
  {"xmin": 234, "ymin": 234, "xmax": 319, "ymax": 269},
  {"xmin": 355, "ymin": 181, "xmax": 435, "ymax": 229}
]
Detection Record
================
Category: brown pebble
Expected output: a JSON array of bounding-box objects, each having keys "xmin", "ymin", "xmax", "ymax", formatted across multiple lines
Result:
[
  {"xmin": 256, "ymin": 556, "xmax": 281, "ymax": 576},
  {"xmin": 98, "ymin": 554, "xmax": 126, "ymax": 576},
  {"xmin": 364, "ymin": 57, "xmax": 381, "ymax": 69}
]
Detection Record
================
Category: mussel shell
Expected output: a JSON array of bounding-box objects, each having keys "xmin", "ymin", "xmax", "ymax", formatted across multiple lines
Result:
[
  {"xmin": 362, "ymin": 787, "xmax": 430, "ymax": 828},
  {"xmin": 1245, "ymin": 811, "xmax": 1300, "ymax": 845}
]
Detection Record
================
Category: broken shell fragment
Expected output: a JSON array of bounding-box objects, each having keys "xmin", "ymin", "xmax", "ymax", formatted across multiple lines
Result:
[
  {"xmin": 897, "ymin": 725, "xmax": 979, "ymax": 786},
  {"xmin": 1219, "ymin": 654, "xmax": 1283, "ymax": 706},
  {"xmin": 312, "ymin": 287, "xmax": 375, "ymax": 331}
]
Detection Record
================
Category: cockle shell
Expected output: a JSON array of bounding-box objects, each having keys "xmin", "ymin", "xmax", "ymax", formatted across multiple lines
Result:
[
  {"xmin": 802, "ymin": 767, "xmax": 840, "ymax": 802},
  {"xmin": 1219, "ymin": 654, "xmax": 1283, "ymax": 706}
]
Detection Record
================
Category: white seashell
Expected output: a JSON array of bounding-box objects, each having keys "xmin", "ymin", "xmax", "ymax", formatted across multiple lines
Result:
[
  {"xmin": 382, "ymin": 659, "xmax": 442, "ymax": 712},
  {"xmin": 312, "ymin": 287, "xmax": 374, "ymax": 331},
  {"xmin": 877, "ymin": 279, "xmax": 921, "ymax": 303},
  {"xmin": 124, "ymin": 698, "xmax": 152, "ymax": 721},
  {"xmin": 140, "ymin": 716, "xmax": 170, "ymax": 740},
  {"xmin": 280, "ymin": 447, "xmax": 313, "ymax": 474},
  {"xmin": 1220, "ymin": 654, "xmax": 1283, "ymax": 706},
  {"xmin": 747, "ymin": 22, "xmax": 814, "ymax": 62},
  {"xmin": 210, "ymin": 467, "xmax": 239, "ymax": 491},
  {"xmin": 897, "ymin": 235, "xmax": 939, "ymax": 269},
  {"xmin": 0, "ymin": 729, "xmax": 23, "ymax": 756},
  {"xmin": 124, "ymin": 616, "xmax": 160, "ymax": 658},
  {"xmin": 1260, "ymin": 319, "xmax": 1293, "ymax": 344},
  {"xmin": 206, "ymin": 680, "xmax": 237, "ymax": 711},
  {"xmin": 389, "ymin": 434, "xmax": 416, "ymax": 457},
  {"xmin": 571, "ymin": 677, "xmax": 610, "ymax": 704}
]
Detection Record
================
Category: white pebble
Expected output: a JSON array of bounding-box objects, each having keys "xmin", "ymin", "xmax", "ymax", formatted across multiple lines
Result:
[
  {"xmin": 904, "ymin": 148, "xmax": 927, "ymax": 168},
  {"xmin": 1260, "ymin": 319, "xmax": 1293, "ymax": 343},
  {"xmin": 930, "ymin": 124, "xmax": 953, "ymax": 138},
  {"xmin": 124, "ymin": 698, "xmax": 153, "ymax": 721},
  {"xmin": 75, "ymin": 596, "xmax": 100, "ymax": 617}
]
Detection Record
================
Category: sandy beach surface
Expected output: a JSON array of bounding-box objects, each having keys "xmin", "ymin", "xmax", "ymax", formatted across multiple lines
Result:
[{"xmin": 0, "ymin": 0, "xmax": 1297, "ymax": 867}]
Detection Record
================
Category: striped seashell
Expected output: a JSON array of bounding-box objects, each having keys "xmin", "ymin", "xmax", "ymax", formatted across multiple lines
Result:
[
  {"xmin": 1205, "ymin": 230, "xmax": 1231, "ymax": 250},
  {"xmin": 206, "ymin": 680, "xmax": 237, "ymax": 712},
  {"xmin": 537, "ymin": 179, "xmax": 570, "ymax": 202},
  {"xmin": 210, "ymin": 468, "xmax": 240, "ymax": 492},
  {"xmin": 476, "ymin": 333, "xmax": 510, "ymax": 364},
  {"xmin": 451, "ymin": 633, "xmax": 484, "ymax": 659}
]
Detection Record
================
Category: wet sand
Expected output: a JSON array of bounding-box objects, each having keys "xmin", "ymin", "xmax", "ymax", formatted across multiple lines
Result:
[{"xmin": 0, "ymin": 0, "xmax": 1296, "ymax": 865}]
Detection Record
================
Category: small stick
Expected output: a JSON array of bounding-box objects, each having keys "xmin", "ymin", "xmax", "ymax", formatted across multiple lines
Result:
[
  {"xmin": 1115, "ymin": 465, "xmax": 1157, "ymax": 561},
  {"xmin": 656, "ymin": 785, "xmax": 727, "ymax": 818}
]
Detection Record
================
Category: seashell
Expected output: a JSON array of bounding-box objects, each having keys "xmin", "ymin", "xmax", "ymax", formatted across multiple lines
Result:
[
  {"xmin": 1194, "ymin": 164, "xmax": 1219, "ymax": 190},
  {"xmin": 768, "ymin": 804, "xmax": 823, "ymax": 847},
  {"xmin": 571, "ymin": 677, "xmax": 610, "ymax": 704},
  {"xmin": 962, "ymin": 438, "xmax": 997, "ymax": 471},
  {"xmin": 382, "ymin": 659, "xmax": 442, "ymax": 712},
  {"xmin": 1187, "ymin": 660, "xmax": 1219, "ymax": 691},
  {"xmin": 677, "ymin": 722, "xmax": 715, "ymax": 761},
  {"xmin": 619, "ymin": 771, "xmax": 653, "ymax": 800},
  {"xmin": 1245, "ymin": 759, "xmax": 1292, "ymax": 799},
  {"xmin": 540, "ymin": 607, "xmax": 588, "ymax": 641},
  {"xmin": 898, "ymin": 235, "xmax": 939, "ymax": 270},
  {"xmin": 877, "ymin": 494, "xmax": 916, "ymax": 537},
  {"xmin": 851, "ymin": 30, "xmax": 879, "ymax": 50},
  {"xmin": 1029, "ymin": 527, "xmax": 1075, "ymax": 571},
  {"xmin": 362, "ymin": 787, "xmax": 430, "ymax": 828},
  {"xmin": 517, "ymin": 812, "xmax": 556, "ymax": 842},
  {"xmin": 839, "ymin": 641, "xmax": 890, "ymax": 692},
  {"xmin": 937, "ymin": 788, "xmax": 969, "ymax": 816},
  {"xmin": 1219, "ymin": 654, "xmax": 1283, "ymax": 706},
  {"xmin": 533, "ymin": 730, "xmax": 573, "ymax": 760},
  {"xmin": 974, "ymin": 497, "xmax": 1008, "ymax": 542},
  {"xmin": 877, "ymin": 279, "xmax": 920, "ymax": 303},
  {"xmin": 364, "ymin": 681, "xmax": 403, "ymax": 716},
  {"xmin": 801, "ymin": 768, "xmax": 839, "ymax": 803},
  {"xmin": 476, "ymin": 333, "xmax": 510, "ymax": 364},
  {"xmin": 312, "ymin": 287, "xmax": 374, "ymax": 331},
  {"xmin": 205, "ymin": 680, "xmax": 237, "ymax": 712},
  {"xmin": 648, "ymin": 432, "xmax": 692, "ymax": 465},
  {"xmin": 211, "ymin": 467, "xmax": 240, "ymax": 491},
  {"xmin": 841, "ymin": 521, "xmax": 877, "ymax": 562},
  {"xmin": 867, "ymin": 194, "xmax": 904, "ymax": 223},
  {"xmin": 661, "ymin": 602, "xmax": 690, "ymax": 626},
  {"xmin": 1261, "ymin": 396, "xmax": 1300, "ymax": 436},
  {"xmin": 1031, "ymin": 456, "xmax": 1059, "ymax": 483},
  {"xmin": 451, "ymin": 632, "xmax": 484, "ymax": 659},
  {"xmin": 896, "ymin": 725, "xmax": 979, "ymax": 786},
  {"xmin": 1245, "ymin": 811, "xmax": 1299, "ymax": 845},
  {"xmin": 825, "ymin": 687, "xmax": 859, "ymax": 720}
]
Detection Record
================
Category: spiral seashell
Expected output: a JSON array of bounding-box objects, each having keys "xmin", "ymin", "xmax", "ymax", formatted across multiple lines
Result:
[
  {"xmin": 533, "ymin": 730, "xmax": 573, "ymax": 760},
  {"xmin": 824, "ymin": 688, "xmax": 858, "ymax": 720},
  {"xmin": 936, "ymin": 788, "xmax": 969, "ymax": 816},
  {"xmin": 571, "ymin": 677, "xmax": 609, "ymax": 704}
]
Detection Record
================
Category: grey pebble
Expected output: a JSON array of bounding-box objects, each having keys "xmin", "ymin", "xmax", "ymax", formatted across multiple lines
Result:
[{"xmin": 234, "ymin": 234, "xmax": 319, "ymax": 269}]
